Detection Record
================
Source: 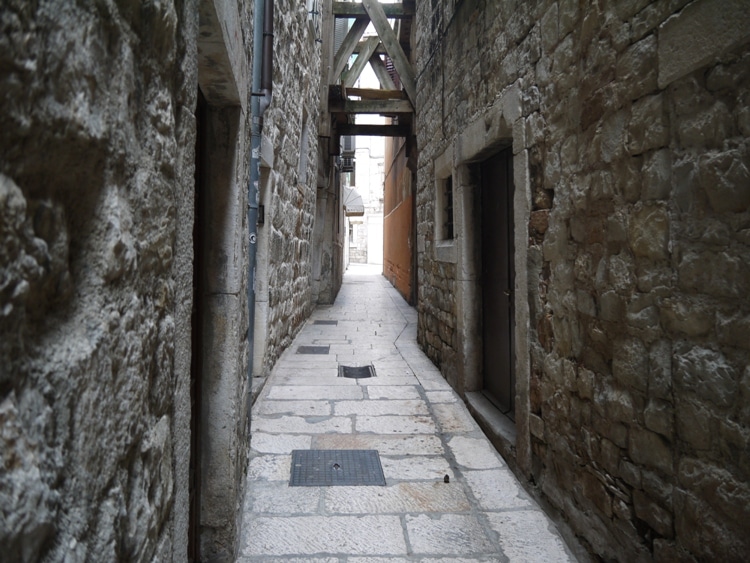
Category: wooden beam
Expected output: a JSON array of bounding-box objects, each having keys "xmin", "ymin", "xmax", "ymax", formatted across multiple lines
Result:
[
  {"xmin": 345, "ymin": 87, "xmax": 407, "ymax": 100},
  {"xmin": 368, "ymin": 53, "xmax": 396, "ymax": 90},
  {"xmin": 330, "ymin": 99, "xmax": 413, "ymax": 114},
  {"xmin": 333, "ymin": 1, "xmax": 414, "ymax": 18},
  {"xmin": 353, "ymin": 42, "xmax": 386, "ymax": 55},
  {"xmin": 332, "ymin": 18, "xmax": 369, "ymax": 83},
  {"xmin": 361, "ymin": 0, "xmax": 416, "ymax": 103},
  {"xmin": 336, "ymin": 123, "xmax": 411, "ymax": 137},
  {"xmin": 342, "ymin": 36, "xmax": 381, "ymax": 87}
]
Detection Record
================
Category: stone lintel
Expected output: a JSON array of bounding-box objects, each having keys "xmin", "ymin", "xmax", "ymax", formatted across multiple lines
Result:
[{"xmin": 198, "ymin": 0, "xmax": 248, "ymax": 110}]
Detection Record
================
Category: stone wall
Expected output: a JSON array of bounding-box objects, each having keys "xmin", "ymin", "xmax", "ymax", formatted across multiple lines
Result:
[
  {"xmin": 256, "ymin": 0, "xmax": 322, "ymax": 369},
  {"xmin": 0, "ymin": 1, "xmax": 198, "ymax": 560},
  {"xmin": 415, "ymin": 0, "xmax": 750, "ymax": 561}
]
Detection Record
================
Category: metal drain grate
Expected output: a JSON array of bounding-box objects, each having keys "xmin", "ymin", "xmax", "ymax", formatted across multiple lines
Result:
[
  {"xmin": 339, "ymin": 365, "xmax": 376, "ymax": 379},
  {"xmin": 289, "ymin": 450, "xmax": 386, "ymax": 486},
  {"xmin": 313, "ymin": 320, "xmax": 338, "ymax": 326},
  {"xmin": 296, "ymin": 345, "xmax": 330, "ymax": 355}
]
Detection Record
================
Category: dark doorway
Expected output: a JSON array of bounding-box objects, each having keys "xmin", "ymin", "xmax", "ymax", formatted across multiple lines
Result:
[
  {"xmin": 480, "ymin": 148, "xmax": 515, "ymax": 419},
  {"xmin": 188, "ymin": 88, "xmax": 207, "ymax": 562}
]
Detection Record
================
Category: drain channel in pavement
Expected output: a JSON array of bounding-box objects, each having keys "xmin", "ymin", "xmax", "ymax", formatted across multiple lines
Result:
[
  {"xmin": 289, "ymin": 449, "xmax": 386, "ymax": 486},
  {"xmin": 313, "ymin": 320, "xmax": 338, "ymax": 325},
  {"xmin": 296, "ymin": 345, "xmax": 330, "ymax": 354},
  {"xmin": 338, "ymin": 365, "xmax": 376, "ymax": 379}
]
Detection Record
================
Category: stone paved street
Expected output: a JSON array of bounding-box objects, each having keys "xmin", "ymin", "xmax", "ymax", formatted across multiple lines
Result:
[{"xmin": 238, "ymin": 264, "xmax": 577, "ymax": 562}]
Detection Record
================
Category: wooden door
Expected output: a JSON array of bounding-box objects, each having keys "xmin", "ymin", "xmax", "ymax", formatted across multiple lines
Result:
[{"xmin": 480, "ymin": 149, "xmax": 515, "ymax": 418}]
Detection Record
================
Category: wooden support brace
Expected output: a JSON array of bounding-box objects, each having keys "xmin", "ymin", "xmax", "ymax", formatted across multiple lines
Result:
[
  {"xmin": 332, "ymin": 18, "xmax": 369, "ymax": 84},
  {"xmin": 342, "ymin": 36, "xmax": 381, "ymax": 88},
  {"xmin": 361, "ymin": 0, "xmax": 416, "ymax": 103},
  {"xmin": 368, "ymin": 53, "xmax": 397, "ymax": 90}
]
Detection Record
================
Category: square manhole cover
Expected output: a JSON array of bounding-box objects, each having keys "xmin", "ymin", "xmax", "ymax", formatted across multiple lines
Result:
[
  {"xmin": 339, "ymin": 365, "xmax": 376, "ymax": 379},
  {"xmin": 296, "ymin": 345, "xmax": 330, "ymax": 355},
  {"xmin": 290, "ymin": 450, "xmax": 386, "ymax": 486},
  {"xmin": 313, "ymin": 320, "xmax": 338, "ymax": 326}
]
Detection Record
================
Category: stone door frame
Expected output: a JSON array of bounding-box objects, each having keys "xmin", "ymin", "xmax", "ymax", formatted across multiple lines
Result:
[{"xmin": 441, "ymin": 86, "xmax": 533, "ymax": 477}]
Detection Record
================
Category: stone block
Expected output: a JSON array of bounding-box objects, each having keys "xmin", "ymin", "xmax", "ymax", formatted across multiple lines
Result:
[
  {"xmin": 616, "ymin": 35, "xmax": 658, "ymax": 101},
  {"xmin": 612, "ymin": 337, "xmax": 649, "ymax": 393},
  {"xmin": 658, "ymin": 0, "xmax": 750, "ymax": 88},
  {"xmin": 628, "ymin": 94, "xmax": 669, "ymax": 155},
  {"xmin": 644, "ymin": 399, "xmax": 674, "ymax": 439},
  {"xmin": 674, "ymin": 346, "xmax": 738, "ymax": 409},
  {"xmin": 642, "ymin": 149, "xmax": 672, "ymax": 200},
  {"xmin": 660, "ymin": 297, "xmax": 713, "ymax": 337},
  {"xmin": 629, "ymin": 205, "xmax": 670, "ymax": 260},
  {"xmin": 678, "ymin": 101, "xmax": 733, "ymax": 149},
  {"xmin": 698, "ymin": 149, "xmax": 750, "ymax": 213},
  {"xmin": 675, "ymin": 398, "xmax": 713, "ymax": 451},
  {"xmin": 629, "ymin": 428, "xmax": 673, "ymax": 475},
  {"xmin": 633, "ymin": 489, "xmax": 673, "ymax": 537}
]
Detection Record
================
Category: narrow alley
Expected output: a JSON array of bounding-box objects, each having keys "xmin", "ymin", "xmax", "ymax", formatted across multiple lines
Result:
[{"xmin": 238, "ymin": 264, "xmax": 577, "ymax": 561}]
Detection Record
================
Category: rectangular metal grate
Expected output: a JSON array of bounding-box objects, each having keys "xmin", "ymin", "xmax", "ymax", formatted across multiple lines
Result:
[
  {"xmin": 296, "ymin": 345, "xmax": 330, "ymax": 355},
  {"xmin": 313, "ymin": 320, "xmax": 338, "ymax": 326},
  {"xmin": 289, "ymin": 449, "xmax": 386, "ymax": 486},
  {"xmin": 339, "ymin": 365, "xmax": 376, "ymax": 379}
]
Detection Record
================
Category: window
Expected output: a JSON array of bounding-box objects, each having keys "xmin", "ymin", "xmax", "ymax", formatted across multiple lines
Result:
[{"xmin": 436, "ymin": 174, "xmax": 455, "ymax": 241}]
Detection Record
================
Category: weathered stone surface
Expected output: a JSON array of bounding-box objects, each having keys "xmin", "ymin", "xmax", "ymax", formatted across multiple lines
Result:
[
  {"xmin": 416, "ymin": 1, "xmax": 750, "ymax": 561},
  {"xmin": 243, "ymin": 515, "xmax": 407, "ymax": 556},
  {"xmin": 464, "ymin": 469, "xmax": 533, "ymax": 510},
  {"xmin": 487, "ymin": 511, "xmax": 576, "ymax": 562},
  {"xmin": 406, "ymin": 514, "xmax": 494, "ymax": 556},
  {"xmin": 325, "ymin": 482, "xmax": 471, "ymax": 514},
  {"xmin": 629, "ymin": 428, "xmax": 673, "ymax": 475},
  {"xmin": 0, "ymin": 1, "xmax": 200, "ymax": 559},
  {"xmin": 674, "ymin": 346, "xmax": 738, "ymax": 408}
]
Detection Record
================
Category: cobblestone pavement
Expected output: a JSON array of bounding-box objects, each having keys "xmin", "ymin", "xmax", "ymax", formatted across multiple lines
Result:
[{"xmin": 238, "ymin": 264, "xmax": 577, "ymax": 562}]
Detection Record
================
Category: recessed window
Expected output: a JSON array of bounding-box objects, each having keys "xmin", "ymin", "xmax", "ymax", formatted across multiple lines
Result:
[{"xmin": 436, "ymin": 174, "xmax": 455, "ymax": 241}]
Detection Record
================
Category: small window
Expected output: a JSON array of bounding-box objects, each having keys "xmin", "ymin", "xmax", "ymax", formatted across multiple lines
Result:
[{"xmin": 436, "ymin": 174, "xmax": 455, "ymax": 241}]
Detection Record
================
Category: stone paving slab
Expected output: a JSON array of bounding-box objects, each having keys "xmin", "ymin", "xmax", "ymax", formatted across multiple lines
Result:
[
  {"xmin": 333, "ymin": 399, "xmax": 430, "ymax": 416},
  {"xmin": 379, "ymin": 455, "xmax": 455, "ymax": 481},
  {"xmin": 256, "ymin": 400, "xmax": 332, "ymax": 416},
  {"xmin": 239, "ymin": 265, "xmax": 577, "ymax": 562},
  {"xmin": 366, "ymin": 385, "xmax": 422, "ymax": 400},
  {"xmin": 242, "ymin": 515, "xmax": 407, "ymax": 556},
  {"xmin": 406, "ymin": 514, "xmax": 495, "ymax": 555},
  {"xmin": 324, "ymin": 482, "xmax": 471, "ymax": 513}
]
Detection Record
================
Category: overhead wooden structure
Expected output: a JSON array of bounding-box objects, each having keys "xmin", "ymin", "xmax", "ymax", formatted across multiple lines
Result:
[{"xmin": 325, "ymin": 0, "xmax": 415, "ymax": 153}]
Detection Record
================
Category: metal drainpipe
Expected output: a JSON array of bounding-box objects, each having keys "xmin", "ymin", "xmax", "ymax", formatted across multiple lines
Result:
[{"xmin": 247, "ymin": 0, "xmax": 273, "ymax": 425}]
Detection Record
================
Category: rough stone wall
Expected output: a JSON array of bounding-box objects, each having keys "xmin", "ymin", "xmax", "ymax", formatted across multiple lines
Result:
[
  {"xmin": 0, "ymin": 1, "xmax": 197, "ymax": 561},
  {"xmin": 259, "ymin": 0, "xmax": 322, "ymax": 368},
  {"xmin": 416, "ymin": 0, "xmax": 750, "ymax": 561}
]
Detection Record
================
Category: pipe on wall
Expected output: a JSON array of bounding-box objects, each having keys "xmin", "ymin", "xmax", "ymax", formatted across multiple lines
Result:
[{"xmin": 247, "ymin": 0, "xmax": 273, "ymax": 426}]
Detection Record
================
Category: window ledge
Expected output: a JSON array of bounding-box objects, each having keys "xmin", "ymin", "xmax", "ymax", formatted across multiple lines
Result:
[{"xmin": 435, "ymin": 240, "xmax": 457, "ymax": 263}]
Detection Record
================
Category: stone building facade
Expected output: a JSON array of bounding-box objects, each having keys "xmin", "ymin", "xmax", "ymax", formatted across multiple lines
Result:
[
  {"xmin": 415, "ymin": 0, "xmax": 750, "ymax": 561},
  {"xmin": 1, "ymin": 0, "xmax": 324, "ymax": 561}
]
